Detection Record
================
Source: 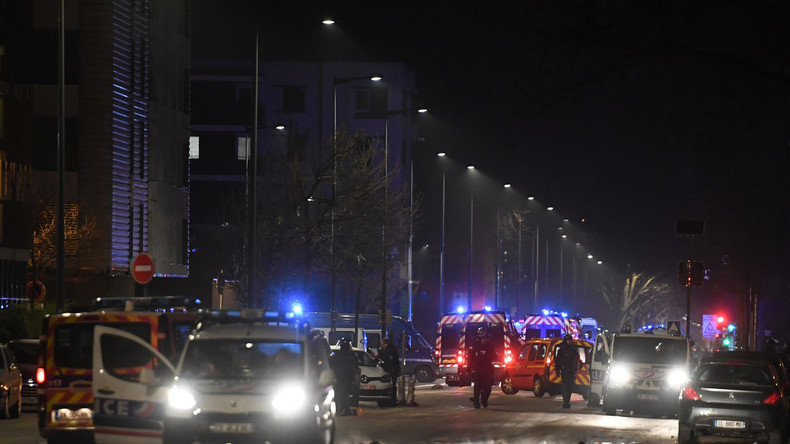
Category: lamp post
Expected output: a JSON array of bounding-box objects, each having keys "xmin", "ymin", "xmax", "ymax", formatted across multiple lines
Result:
[
  {"xmin": 330, "ymin": 73, "xmax": 381, "ymax": 330},
  {"xmin": 381, "ymin": 107, "xmax": 426, "ymax": 338},
  {"xmin": 467, "ymin": 165, "xmax": 475, "ymax": 312},
  {"xmin": 438, "ymin": 153, "xmax": 447, "ymax": 316}
]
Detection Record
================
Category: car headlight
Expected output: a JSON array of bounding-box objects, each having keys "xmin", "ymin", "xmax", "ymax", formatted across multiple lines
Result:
[
  {"xmin": 666, "ymin": 367, "xmax": 689, "ymax": 389},
  {"xmin": 608, "ymin": 365, "xmax": 631, "ymax": 387},
  {"xmin": 271, "ymin": 383, "xmax": 307, "ymax": 415},
  {"xmin": 168, "ymin": 385, "xmax": 197, "ymax": 410}
]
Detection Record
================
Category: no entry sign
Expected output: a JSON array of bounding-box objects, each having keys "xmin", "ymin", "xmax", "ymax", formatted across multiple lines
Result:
[{"xmin": 132, "ymin": 253, "xmax": 155, "ymax": 284}]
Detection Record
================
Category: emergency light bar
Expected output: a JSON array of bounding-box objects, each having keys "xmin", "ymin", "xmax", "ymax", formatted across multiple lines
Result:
[{"xmin": 93, "ymin": 296, "xmax": 200, "ymax": 312}]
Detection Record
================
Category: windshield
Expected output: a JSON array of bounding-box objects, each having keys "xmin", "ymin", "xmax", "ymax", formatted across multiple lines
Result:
[
  {"xmin": 181, "ymin": 339, "xmax": 303, "ymax": 379},
  {"xmin": 612, "ymin": 336, "xmax": 688, "ymax": 365}
]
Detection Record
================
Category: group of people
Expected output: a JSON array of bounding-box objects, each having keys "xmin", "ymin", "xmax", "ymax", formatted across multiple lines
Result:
[
  {"xmin": 466, "ymin": 329, "xmax": 581, "ymax": 409},
  {"xmin": 329, "ymin": 336, "xmax": 400, "ymax": 416}
]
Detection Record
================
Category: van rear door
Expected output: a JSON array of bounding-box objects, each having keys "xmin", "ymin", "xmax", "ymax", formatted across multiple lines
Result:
[{"xmin": 92, "ymin": 326, "xmax": 175, "ymax": 444}]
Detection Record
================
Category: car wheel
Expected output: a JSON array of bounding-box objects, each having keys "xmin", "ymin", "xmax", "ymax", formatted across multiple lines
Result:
[
  {"xmin": 677, "ymin": 424, "xmax": 697, "ymax": 444},
  {"xmin": 10, "ymin": 397, "xmax": 20, "ymax": 419},
  {"xmin": 533, "ymin": 376, "xmax": 546, "ymax": 398},
  {"xmin": 0, "ymin": 395, "xmax": 8, "ymax": 419},
  {"xmin": 586, "ymin": 391, "xmax": 600, "ymax": 407},
  {"xmin": 414, "ymin": 365, "xmax": 435, "ymax": 383},
  {"xmin": 500, "ymin": 375, "xmax": 519, "ymax": 395},
  {"xmin": 602, "ymin": 396, "xmax": 616, "ymax": 416},
  {"xmin": 766, "ymin": 429, "xmax": 783, "ymax": 444}
]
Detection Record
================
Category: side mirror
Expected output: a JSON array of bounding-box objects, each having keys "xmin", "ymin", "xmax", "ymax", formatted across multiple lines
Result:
[
  {"xmin": 140, "ymin": 368, "xmax": 158, "ymax": 386},
  {"xmin": 319, "ymin": 368, "xmax": 336, "ymax": 387}
]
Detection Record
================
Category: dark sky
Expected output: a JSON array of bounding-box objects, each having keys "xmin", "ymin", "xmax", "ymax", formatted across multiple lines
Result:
[{"xmin": 192, "ymin": 1, "xmax": 790, "ymax": 333}]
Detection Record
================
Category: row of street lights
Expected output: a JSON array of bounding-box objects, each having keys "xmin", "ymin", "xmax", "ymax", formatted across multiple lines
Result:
[{"xmin": 433, "ymin": 154, "xmax": 606, "ymax": 316}]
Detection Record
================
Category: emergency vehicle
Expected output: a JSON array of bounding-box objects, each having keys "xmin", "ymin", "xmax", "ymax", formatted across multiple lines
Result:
[
  {"xmin": 588, "ymin": 329, "xmax": 693, "ymax": 416},
  {"xmin": 520, "ymin": 313, "xmax": 576, "ymax": 340},
  {"xmin": 456, "ymin": 311, "xmax": 522, "ymax": 387},
  {"xmin": 37, "ymin": 297, "xmax": 199, "ymax": 442},
  {"xmin": 435, "ymin": 314, "xmax": 465, "ymax": 385},
  {"xmin": 500, "ymin": 336, "xmax": 592, "ymax": 399}
]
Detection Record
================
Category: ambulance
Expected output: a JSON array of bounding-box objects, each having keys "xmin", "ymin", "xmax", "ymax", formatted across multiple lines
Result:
[
  {"xmin": 456, "ymin": 311, "xmax": 522, "ymax": 387},
  {"xmin": 37, "ymin": 297, "xmax": 199, "ymax": 443},
  {"xmin": 435, "ymin": 313, "xmax": 466, "ymax": 386}
]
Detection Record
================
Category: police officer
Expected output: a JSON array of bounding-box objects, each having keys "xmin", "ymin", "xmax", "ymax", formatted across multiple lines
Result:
[
  {"xmin": 379, "ymin": 338, "xmax": 400, "ymax": 406},
  {"xmin": 468, "ymin": 327, "xmax": 496, "ymax": 409},
  {"xmin": 330, "ymin": 339, "xmax": 358, "ymax": 416},
  {"xmin": 556, "ymin": 333, "xmax": 580, "ymax": 408}
]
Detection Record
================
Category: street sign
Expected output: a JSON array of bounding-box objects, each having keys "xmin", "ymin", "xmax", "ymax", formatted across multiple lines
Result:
[
  {"xmin": 667, "ymin": 321, "xmax": 681, "ymax": 336},
  {"xmin": 702, "ymin": 314, "xmax": 717, "ymax": 339},
  {"xmin": 132, "ymin": 253, "xmax": 155, "ymax": 284},
  {"xmin": 26, "ymin": 280, "xmax": 46, "ymax": 303}
]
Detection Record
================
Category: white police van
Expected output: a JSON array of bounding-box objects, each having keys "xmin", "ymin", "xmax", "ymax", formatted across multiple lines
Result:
[
  {"xmin": 588, "ymin": 329, "xmax": 693, "ymax": 417},
  {"xmin": 91, "ymin": 310, "xmax": 336, "ymax": 444}
]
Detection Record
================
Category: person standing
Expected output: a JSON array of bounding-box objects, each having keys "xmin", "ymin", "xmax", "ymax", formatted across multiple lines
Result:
[
  {"xmin": 556, "ymin": 333, "xmax": 580, "ymax": 408},
  {"xmin": 330, "ymin": 339, "xmax": 358, "ymax": 416},
  {"xmin": 379, "ymin": 338, "xmax": 400, "ymax": 405},
  {"xmin": 468, "ymin": 328, "xmax": 496, "ymax": 409}
]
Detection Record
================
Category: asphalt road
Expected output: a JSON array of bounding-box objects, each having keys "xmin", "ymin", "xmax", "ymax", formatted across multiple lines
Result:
[{"xmin": 2, "ymin": 384, "xmax": 681, "ymax": 444}]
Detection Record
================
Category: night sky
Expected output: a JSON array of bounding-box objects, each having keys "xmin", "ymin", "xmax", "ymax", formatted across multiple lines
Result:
[{"xmin": 192, "ymin": 1, "xmax": 790, "ymax": 336}]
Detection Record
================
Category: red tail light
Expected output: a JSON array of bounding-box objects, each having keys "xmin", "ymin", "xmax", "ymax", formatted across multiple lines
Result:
[
  {"xmin": 504, "ymin": 348, "xmax": 513, "ymax": 364},
  {"xmin": 36, "ymin": 367, "xmax": 46, "ymax": 385},
  {"xmin": 763, "ymin": 391, "xmax": 782, "ymax": 405},
  {"xmin": 456, "ymin": 351, "xmax": 464, "ymax": 365},
  {"xmin": 681, "ymin": 386, "xmax": 700, "ymax": 401},
  {"xmin": 545, "ymin": 354, "xmax": 552, "ymax": 366}
]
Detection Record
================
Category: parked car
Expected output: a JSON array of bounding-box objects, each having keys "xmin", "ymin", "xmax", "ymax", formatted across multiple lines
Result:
[
  {"xmin": 331, "ymin": 345, "xmax": 396, "ymax": 407},
  {"xmin": 678, "ymin": 354, "xmax": 790, "ymax": 444},
  {"xmin": 7, "ymin": 339, "xmax": 39, "ymax": 410},
  {"xmin": 0, "ymin": 343, "xmax": 22, "ymax": 419}
]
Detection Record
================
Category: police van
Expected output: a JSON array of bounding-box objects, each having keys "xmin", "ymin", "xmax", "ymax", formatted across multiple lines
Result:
[
  {"xmin": 90, "ymin": 310, "xmax": 336, "ymax": 444},
  {"xmin": 306, "ymin": 312, "xmax": 437, "ymax": 383},
  {"xmin": 456, "ymin": 310, "xmax": 523, "ymax": 387},
  {"xmin": 435, "ymin": 313, "xmax": 465, "ymax": 384},
  {"xmin": 37, "ymin": 297, "xmax": 199, "ymax": 443},
  {"xmin": 588, "ymin": 329, "xmax": 694, "ymax": 416}
]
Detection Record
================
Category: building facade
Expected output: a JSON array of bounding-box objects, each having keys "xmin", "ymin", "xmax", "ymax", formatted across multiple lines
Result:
[{"xmin": 0, "ymin": 0, "xmax": 191, "ymax": 307}]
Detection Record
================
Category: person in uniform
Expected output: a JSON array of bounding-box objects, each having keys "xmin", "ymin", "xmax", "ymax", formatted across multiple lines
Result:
[
  {"xmin": 468, "ymin": 327, "xmax": 496, "ymax": 409},
  {"xmin": 556, "ymin": 333, "xmax": 580, "ymax": 408}
]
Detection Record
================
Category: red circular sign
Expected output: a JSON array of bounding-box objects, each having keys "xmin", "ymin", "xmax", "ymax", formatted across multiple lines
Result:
[{"xmin": 132, "ymin": 253, "xmax": 155, "ymax": 284}]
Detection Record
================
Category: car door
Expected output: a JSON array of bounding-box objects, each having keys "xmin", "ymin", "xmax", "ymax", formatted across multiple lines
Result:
[
  {"xmin": 588, "ymin": 333, "xmax": 610, "ymax": 401},
  {"xmin": 92, "ymin": 326, "xmax": 176, "ymax": 444},
  {"xmin": 525, "ymin": 342, "xmax": 547, "ymax": 388}
]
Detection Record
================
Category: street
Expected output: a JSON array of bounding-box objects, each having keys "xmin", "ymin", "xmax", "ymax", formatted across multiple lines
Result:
[{"xmin": 2, "ymin": 384, "xmax": 680, "ymax": 444}]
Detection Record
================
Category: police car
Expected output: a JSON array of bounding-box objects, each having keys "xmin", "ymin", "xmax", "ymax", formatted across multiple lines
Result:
[
  {"xmin": 330, "ymin": 345, "xmax": 396, "ymax": 407},
  {"xmin": 91, "ymin": 310, "xmax": 336, "ymax": 444}
]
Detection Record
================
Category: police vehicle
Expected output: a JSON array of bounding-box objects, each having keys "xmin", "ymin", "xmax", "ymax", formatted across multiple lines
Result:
[{"xmin": 91, "ymin": 310, "xmax": 336, "ymax": 444}]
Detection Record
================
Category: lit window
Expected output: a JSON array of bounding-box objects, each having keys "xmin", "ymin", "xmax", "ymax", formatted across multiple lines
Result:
[
  {"xmin": 189, "ymin": 136, "xmax": 200, "ymax": 159},
  {"xmin": 237, "ymin": 136, "xmax": 250, "ymax": 160}
]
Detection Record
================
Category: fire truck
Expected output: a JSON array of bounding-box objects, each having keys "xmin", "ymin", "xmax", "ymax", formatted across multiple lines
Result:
[
  {"xmin": 435, "ymin": 314, "xmax": 466, "ymax": 386},
  {"xmin": 455, "ymin": 310, "xmax": 522, "ymax": 387}
]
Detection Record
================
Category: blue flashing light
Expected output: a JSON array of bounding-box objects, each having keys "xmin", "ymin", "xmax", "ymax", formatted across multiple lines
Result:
[
  {"xmin": 292, "ymin": 303, "xmax": 303, "ymax": 315},
  {"xmin": 541, "ymin": 309, "xmax": 550, "ymax": 316},
  {"xmin": 456, "ymin": 306, "xmax": 466, "ymax": 314},
  {"xmin": 484, "ymin": 305, "xmax": 492, "ymax": 312},
  {"xmin": 560, "ymin": 312, "xmax": 568, "ymax": 318},
  {"xmin": 647, "ymin": 324, "xmax": 653, "ymax": 330},
  {"xmin": 195, "ymin": 299, "xmax": 202, "ymax": 305}
]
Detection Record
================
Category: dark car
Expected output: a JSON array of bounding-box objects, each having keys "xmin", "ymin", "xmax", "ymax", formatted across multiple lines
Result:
[
  {"xmin": 7, "ymin": 339, "xmax": 39, "ymax": 410},
  {"xmin": 678, "ymin": 355, "xmax": 790, "ymax": 444},
  {"xmin": 710, "ymin": 350, "xmax": 790, "ymax": 386}
]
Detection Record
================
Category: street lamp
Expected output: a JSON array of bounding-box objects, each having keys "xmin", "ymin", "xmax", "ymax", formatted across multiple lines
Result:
[
  {"xmin": 438, "ymin": 153, "xmax": 447, "ymax": 316},
  {"xmin": 330, "ymin": 73, "xmax": 381, "ymax": 330},
  {"xmin": 380, "ymin": 107, "xmax": 426, "ymax": 337}
]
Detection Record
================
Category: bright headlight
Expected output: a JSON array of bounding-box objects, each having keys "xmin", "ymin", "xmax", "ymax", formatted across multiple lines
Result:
[
  {"xmin": 666, "ymin": 367, "xmax": 689, "ymax": 388},
  {"xmin": 608, "ymin": 365, "xmax": 631, "ymax": 387},
  {"xmin": 271, "ymin": 383, "xmax": 307, "ymax": 415},
  {"xmin": 168, "ymin": 385, "xmax": 197, "ymax": 410}
]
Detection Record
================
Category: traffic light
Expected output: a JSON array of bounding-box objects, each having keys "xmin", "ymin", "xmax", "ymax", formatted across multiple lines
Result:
[{"xmin": 678, "ymin": 260, "xmax": 704, "ymax": 287}]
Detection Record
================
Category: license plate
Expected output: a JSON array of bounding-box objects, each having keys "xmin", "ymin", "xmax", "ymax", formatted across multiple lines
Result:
[
  {"xmin": 637, "ymin": 393, "xmax": 658, "ymax": 400},
  {"xmin": 363, "ymin": 384, "xmax": 376, "ymax": 390},
  {"xmin": 209, "ymin": 423, "xmax": 254, "ymax": 433},
  {"xmin": 714, "ymin": 420, "xmax": 746, "ymax": 429}
]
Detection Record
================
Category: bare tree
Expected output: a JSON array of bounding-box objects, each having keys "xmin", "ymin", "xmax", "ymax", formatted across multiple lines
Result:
[{"xmin": 600, "ymin": 271, "xmax": 683, "ymax": 331}]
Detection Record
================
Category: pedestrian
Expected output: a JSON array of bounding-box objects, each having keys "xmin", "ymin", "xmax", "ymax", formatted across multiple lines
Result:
[
  {"xmin": 556, "ymin": 333, "xmax": 580, "ymax": 408},
  {"xmin": 330, "ymin": 339, "xmax": 358, "ymax": 416},
  {"xmin": 468, "ymin": 327, "xmax": 496, "ymax": 409},
  {"xmin": 379, "ymin": 337, "xmax": 400, "ymax": 405}
]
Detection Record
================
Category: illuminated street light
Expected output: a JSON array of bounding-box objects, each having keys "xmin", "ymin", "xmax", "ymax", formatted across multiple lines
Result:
[{"xmin": 322, "ymin": 18, "xmax": 335, "ymax": 25}]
